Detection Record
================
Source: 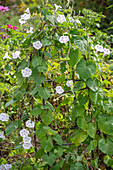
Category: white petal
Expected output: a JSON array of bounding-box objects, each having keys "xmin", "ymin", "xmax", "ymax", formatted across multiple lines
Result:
[
  {"xmin": 59, "ymin": 36, "xmax": 69, "ymax": 43},
  {"xmin": 25, "ymin": 8, "xmax": 30, "ymax": 14},
  {"xmin": 21, "ymin": 13, "xmax": 30, "ymax": 20},
  {"xmin": 23, "ymin": 143, "xmax": 32, "ymax": 149},
  {"xmin": 56, "ymin": 86, "xmax": 64, "ymax": 94},
  {"xmin": 0, "ymin": 131, "xmax": 5, "ymax": 139},
  {"xmin": 4, "ymin": 164, "xmax": 12, "ymax": 170},
  {"xmin": 0, "ymin": 113, "xmax": 9, "ymax": 121},
  {"xmin": 26, "ymin": 120, "xmax": 35, "ymax": 128},
  {"xmin": 54, "ymin": 4, "xmax": 62, "ymax": 11},
  {"xmin": 20, "ymin": 129, "xmax": 29, "ymax": 137},
  {"xmin": 33, "ymin": 41, "xmax": 42, "ymax": 50},
  {"xmin": 3, "ymin": 52, "xmax": 11, "ymax": 60},
  {"xmin": 23, "ymin": 136, "xmax": 31, "ymax": 143},
  {"xmin": 57, "ymin": 15, "xmax": 66, "ymax": 24},
  {"xmin": 66, "ymin": 80, "xmax": 73, "ymax": 87},
  {"xmin": 21, "ymin": 67, "xmax": 32, "ymax": 77},
  {"xmin": 104, "ymin": 48, "xmax": 110, "ymax": 54}
]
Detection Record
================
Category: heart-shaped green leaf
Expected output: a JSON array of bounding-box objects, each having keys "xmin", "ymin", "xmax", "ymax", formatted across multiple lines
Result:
[
  {"xmin": 46, "ymin": 15, "xmax": 55, "ymax": 25},
  {"xmin": 5, "ymin": 121, "xmax": 19, "ymax": 136},
  {"xmin": 38, "ymin": 86, "xmax": 50, "ymax": 100},
  {"xmin": 87, "ymin": 123, "xmax": 97, "ymax": 138},
  {"xmin": 99, "ymin": 138, "xmax": 113, "ymax": 157},
  {"xmin": 76, "ymin": 60, "xmax": 96, "ymax": 80},
  {"xmin": 77, "ymin": 117, "xmax": 88, "ymax": 130},
  {"xmin": 53, "ymin": 134, "xmax": 63, "ymax": 146},
  {"xmin": 74, "ymin": 36, "xmax": 88, "ymax": 54},
  {"xmin": 72, "ymin": 131, "xmax": 88, "ymax": 146},
  {"xmin": 98, "ymin": 116, "xmax": 113, "ymax": 135},
  {"xmin": 69, "ymin": 48, "xmax": 81, "ymax": 67},
  {"xmin": 43, "ymin": 152, "xmax": 56, "ymax": 166},
  {"xmin": 86, "ymin": 77, "xmax": 99, "ymax": 91}
]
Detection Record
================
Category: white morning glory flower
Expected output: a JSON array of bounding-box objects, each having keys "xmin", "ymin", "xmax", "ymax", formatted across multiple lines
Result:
[
  {"xmin": 66, "ymin": 80, "xmax": 73, "ymax": 87},
  {"xmin": 103, "ymin": 48, "xmax": 110, "ymax": 55},
  {"xmin": 56, "ymin": 86, "xmax": 64, "ymax": 94},
  {"xmin": 0, "ymin": 164, "xmax": 5, "ymax": 170},
  {"xmin": 26, "ymin": 120, "xmax": 35, "ymax": 128},
  {"xmin": 57, "ymin": 14, "xmax": 66, "ymax": 24},
  {"xmin": 3, "ymin": 52, "xmax": 11, "ymax": 60},
  {"xmin": 33, "ymin": 41, "xmax": 42, "ymax": 50},
  {"xmin": 68, "ymin": 16, "xmax": 75, "ymax": 23},
  {"xmin": 19, "ymin": 8, "xmax": 30, "ymax": 26},
  {"xmin": 54, "ymin": 4, "xmax": 62, "ymax": 11},
  {"xmin": 23, "ymin": 143, "xmax": 32, "ymax": 149},
  {"xmin": 12, "ymin": 51, "xmax": 20, "ymax": 59},
  {"xmin": 0, "ymin": 131, "xmax": 5, "ymax": 139},
  {"xmin": 3, "ymin": 164, "xmax": 12, "ymax": 170},
  {"xmin": 23, "ymin": 136, "xmax": 31, "ymax": 143},
  {"xmin": 0, "ymin": 113, "xmax": 9, "ymax": 122},
  {"xmin": 27, "ymin": 27, "xmax": 33, "ymax": 34},
  {"xmin": 95, "ymin": 44, "xmax": 104, "ymax": 52},
  {"xmin": 59, "ymin": 36, "xmax": 69, "ymax": 43},
  {"xmin": 19, "ymin": 18, "xmax": 26, "ymax": 25},
  {"xmin": 20, "ymin": 129, "xmax": 29, "ymax": 137},
  {"xmin": 25, "ymin": 8, "xmax": 30, "ymax": 14},
  {"xmin": 21, "ymin": 13, "xmax": 30, "ymax": 20},
  {"xmin": 21, "ymin": 67, "xmax": 32, "ymax": 77}
]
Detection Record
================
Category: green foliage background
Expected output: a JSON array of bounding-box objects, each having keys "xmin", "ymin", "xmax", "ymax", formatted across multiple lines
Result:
[{"xmin": 0, "ymin": 1, "xmax": 113, "ymax": 169}]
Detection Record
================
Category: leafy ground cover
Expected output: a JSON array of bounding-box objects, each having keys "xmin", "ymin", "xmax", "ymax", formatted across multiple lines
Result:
[{"xmin": 0, "ymin": 2, "xmax": 113, "ymax": 170}]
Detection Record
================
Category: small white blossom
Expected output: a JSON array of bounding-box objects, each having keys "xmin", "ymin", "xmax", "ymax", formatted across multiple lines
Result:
[
  {"xmin": 0, "ymin": 164, "xmax": 12, "ymax": 170},
  {"xmin": 3, "ymin": 52, "xmax": 11, "ymax": 60},
  {"xmin": 12, "ymin": 51, "xmax": 20, "ymax": 59},
  {"xmin": 0, "ymin": 164, "xmax": 5, "ymax": 170},
  {"xmin": 59, "ymin": 36, "xmax": 69, "ymax": 43},
  {"xmin": 66, "ymin": 80, "xmax": 73, "ymax": 87},
  {"xmin": 21, "ymin": 67, "xmax": 32, "ymax": 77},
  {"xmin": 21, "ymin": 13, "xmax": 30, "ymax": 20},
  {"xmin": 0, "ymin": 113, "xmax": 9, "ymax": 122},
  {"xmin": 26, "ymin": 120, "xmax": 35, "ymax": 128},
  {"xmin": 19, "ymin": 8, "xmax": 30, "ymax": 26},
  {"xmin": 103, "ymin": 48, "xmax": 110, "ymax": 55},
  {"xmin": 33, "ymin": 41, "xmax": 42, "ymax": 50},
  {"xmin": 54, "ymin": 4, "xmax": 62, "ymax": 11},
  {"xmin": 20, "ymin": 129, "xmax": 29, "ymax": 137},
  {"xmin": 68, "ymin": 17, "xmax": 74, "ymax": 23},
  {"xmin": 27, "ymin": 27, "xmax": 33, "ymax": 34},
  {"xmin": 57, "ymin": 14, "xmax": 66, "ymax": 24},
  {"xmin": 23, "ymin": 143, "xmax": 32, "ymax": 149},
  {"xmin": 56, "ymin": 86, "xmax": 64, "ymax": 94},
  {"xmin": 25, "ymin": 8, "xmax": 30, "ymax": 14},
  {"xmin": 0, "ymin": 131, "xmax": 5, "ymax": 139},
  {"xmin": 95, "ymin": 44, "xmax": 104, "ymax": 52},
  {"xmin": 19, "ymin": 18, "xmax": 26, "ymax": 25},
  {"xmin": 3, "ymin": 164, "xmax": 12, "ymax": 170},
  {"xmin": 23, "ymin": 136, "xmax": 31, "ymax": 143}
]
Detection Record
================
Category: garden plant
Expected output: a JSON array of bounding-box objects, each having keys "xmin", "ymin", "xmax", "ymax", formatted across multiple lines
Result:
[{"xmin": 0, "ymin": 3, "xmax": 113, "ymax": 170}]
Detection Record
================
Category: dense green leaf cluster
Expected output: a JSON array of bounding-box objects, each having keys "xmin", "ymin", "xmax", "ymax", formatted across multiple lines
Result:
[{"xmin": 0, "ymin": 3, "xmax": 113, "ymax": 169}]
